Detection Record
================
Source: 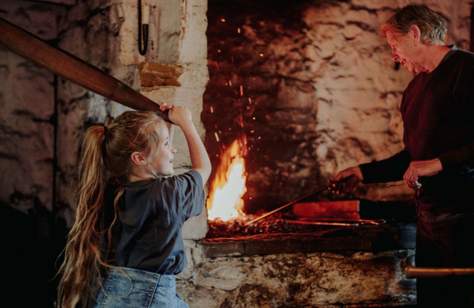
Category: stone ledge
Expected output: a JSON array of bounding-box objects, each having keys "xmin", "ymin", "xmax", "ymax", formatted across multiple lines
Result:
[{"xmin": 177, "ymin": 249, "xmax": 416, "ymax": 307}]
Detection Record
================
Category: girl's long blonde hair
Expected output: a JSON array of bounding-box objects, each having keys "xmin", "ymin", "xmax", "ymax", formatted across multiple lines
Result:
[{"xmin": 57, "ymin": 111, "xmax": 167, "ymax": 308}]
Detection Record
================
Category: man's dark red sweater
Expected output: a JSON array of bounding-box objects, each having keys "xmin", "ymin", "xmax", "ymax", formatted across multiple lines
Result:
[{"xmin": 360, "ymin": 48, "xmax": 474, "ymax": 207}]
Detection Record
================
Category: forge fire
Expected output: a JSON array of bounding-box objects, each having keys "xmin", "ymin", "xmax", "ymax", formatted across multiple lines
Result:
[{"xmin": 204, "ymin": 136, "xmax": 369, "ymax": 238}]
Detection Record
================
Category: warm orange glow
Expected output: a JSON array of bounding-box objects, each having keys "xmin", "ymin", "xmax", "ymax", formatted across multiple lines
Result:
[{"xmin": 207, "ymin": 137, "xmax": 247, "ymax": 221}]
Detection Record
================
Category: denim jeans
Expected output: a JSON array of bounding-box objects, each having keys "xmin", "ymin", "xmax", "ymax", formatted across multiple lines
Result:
[{"xmin": 92, "ymin": 267, "xmax": 188, "ymax": 308}]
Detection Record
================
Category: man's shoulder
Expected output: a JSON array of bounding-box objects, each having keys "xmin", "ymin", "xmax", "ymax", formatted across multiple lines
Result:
[
  {"xmin": 404, "ymin": 71, "xmax": 427, "ymax": 93},
  {"xmin": 452, "ymin": 48, "xmax": 474, "ymax": 64}
]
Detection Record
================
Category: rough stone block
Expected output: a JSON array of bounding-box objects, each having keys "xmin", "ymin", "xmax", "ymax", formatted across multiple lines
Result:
[
  {"xmin": 177, "ymin": 250, "xmax": 416, "ymax": 307},
  {"xmin": 139, "ymin": 62, "xmax": 183, "ymax": 87},
  {"xmin": 182, "ymin": 208, "xmax": 208, "ymax": 240}
]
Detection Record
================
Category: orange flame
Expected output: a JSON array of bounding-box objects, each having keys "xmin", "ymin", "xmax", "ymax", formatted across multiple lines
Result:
[{"xmin": 207, "ymin": 137, "xmax": 247, "ymax": 221}]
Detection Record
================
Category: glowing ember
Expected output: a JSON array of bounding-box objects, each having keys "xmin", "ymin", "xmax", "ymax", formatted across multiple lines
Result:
[{"xmin": 207, "ymin": 137, "xmax": 247, "ymax": 221}]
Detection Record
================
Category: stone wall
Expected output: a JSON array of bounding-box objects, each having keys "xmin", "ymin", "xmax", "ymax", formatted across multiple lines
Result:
[
  {"xmin": 55, "ymin": 0, "xmax": 136, "ymax": 224},
  {"xmin": 0, "ymin": 0, "xmax": 66, "ymax": 212},
  {"xmin": 204, "ymin": 0, "xmax": 471, "ymax": 213}
]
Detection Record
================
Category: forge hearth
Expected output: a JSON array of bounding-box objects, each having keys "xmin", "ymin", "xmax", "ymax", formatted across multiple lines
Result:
[
  {"xmin": 203, "ymin": 219, "xmax": 400, "ymax": 258},
  {"xmin": 206, "ymin": 215, "xmax": 381, "ymax": 239},
  {"xmin": 202, "ymin": 199, "xmax": 415, "ymax": 258},
  {"xmin": 206, "ymin": 197, "xmax": 374, "ymax": 240}
]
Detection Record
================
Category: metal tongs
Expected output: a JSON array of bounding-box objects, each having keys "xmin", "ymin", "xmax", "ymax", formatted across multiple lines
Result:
[{"xmin": 245, "ymin": 175, "xmax": 359, "ymax": 226}]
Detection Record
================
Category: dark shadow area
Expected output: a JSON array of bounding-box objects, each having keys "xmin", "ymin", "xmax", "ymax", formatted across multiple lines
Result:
[{"xmin": 1, "ymin": 202, "xmax": 68, "ymax": 307}]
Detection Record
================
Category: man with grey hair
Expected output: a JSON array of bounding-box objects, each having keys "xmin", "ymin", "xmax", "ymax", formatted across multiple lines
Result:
[{"xmin": 334, "ymin": 4, "xmax": 474, "ymax": 307}]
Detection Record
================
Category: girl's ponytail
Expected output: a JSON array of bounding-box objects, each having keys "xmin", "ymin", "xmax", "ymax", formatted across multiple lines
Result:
[{"xmin": 58, "ymin": 125, "xmax": 108, "ymax": 308}]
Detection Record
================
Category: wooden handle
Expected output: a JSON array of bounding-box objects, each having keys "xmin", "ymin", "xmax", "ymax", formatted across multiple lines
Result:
[
  {"xmin": 0, "ymin": 17, "xmax": 168, "ymax": 120},
  {"xmin": 405, "ymin": 266, "xmax": 474, "ymax": 278}
]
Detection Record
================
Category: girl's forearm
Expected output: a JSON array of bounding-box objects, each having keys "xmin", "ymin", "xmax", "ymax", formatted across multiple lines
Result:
[{"xmin": 180, "ymin": 122, "xmax": 212, "ymax": 183}]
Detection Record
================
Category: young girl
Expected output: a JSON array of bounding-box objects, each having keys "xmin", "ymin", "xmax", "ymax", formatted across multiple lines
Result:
[{"xmin": 57, "ymin": 104, "xmax": 211, "ymax": 308}]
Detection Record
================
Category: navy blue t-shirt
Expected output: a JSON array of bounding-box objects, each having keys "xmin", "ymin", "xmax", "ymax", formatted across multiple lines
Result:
[{"xmin": 103, "ymin": 170, "xmax": 204, "ymax": 274}]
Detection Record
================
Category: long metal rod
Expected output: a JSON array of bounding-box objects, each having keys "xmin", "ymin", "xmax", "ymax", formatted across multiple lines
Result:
[
  {"xmin": 405, "ymin": 266, "xmax": 474, "ymax": 278},
  {"xmin": 0, "ymin": 17, "xmax": 168, "ymax": 119},
  {"xmin": 245, "ymin": 185, "xmax": 331, "ymax": 226}
]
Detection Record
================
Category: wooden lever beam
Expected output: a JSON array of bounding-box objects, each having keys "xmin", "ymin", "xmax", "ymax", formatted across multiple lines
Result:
[{"xmin": 0, "ymin": 17, "xmax": 168, "ymax": 120}]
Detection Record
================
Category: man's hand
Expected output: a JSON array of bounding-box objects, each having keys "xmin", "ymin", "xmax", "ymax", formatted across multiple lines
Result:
[
  {"xmin": 332, "ymin": 166, "xmax": 363, "ymax": 194},
  {"xmin": 403, "ymin": 158, "xmax": 443, "ymax": 189},
  {"xmin": 333, "ymin": 166, "xmax": 363, "ymax": 182}
]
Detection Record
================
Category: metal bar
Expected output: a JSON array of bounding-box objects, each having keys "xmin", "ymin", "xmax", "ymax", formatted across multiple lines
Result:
[
  {"xmin": 283, "ymin": 219, "xmax": 358, "ymax": 227},
  {"xmin": 405, "ymin": 266, "xmax": 474, "ymax": 278},
  {"xmin": 0, "ymin": 17, "xmax": 168, "ymax": 120},
  {"xmin": 285, "ymin": 218, "xmax": 383, "ymax": 226},
  {"xmin": 244, "ymin": 175, "xmax": 361, "ymax": 226},
  {"xmin": 245, "ymin": 185, "xmax": 331, "ymax": 226}
]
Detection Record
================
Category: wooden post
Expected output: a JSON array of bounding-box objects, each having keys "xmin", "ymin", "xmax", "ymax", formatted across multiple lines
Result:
[{"xmin": 405, "ymin": 266, "xmax": 474, "ymax": 278}]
